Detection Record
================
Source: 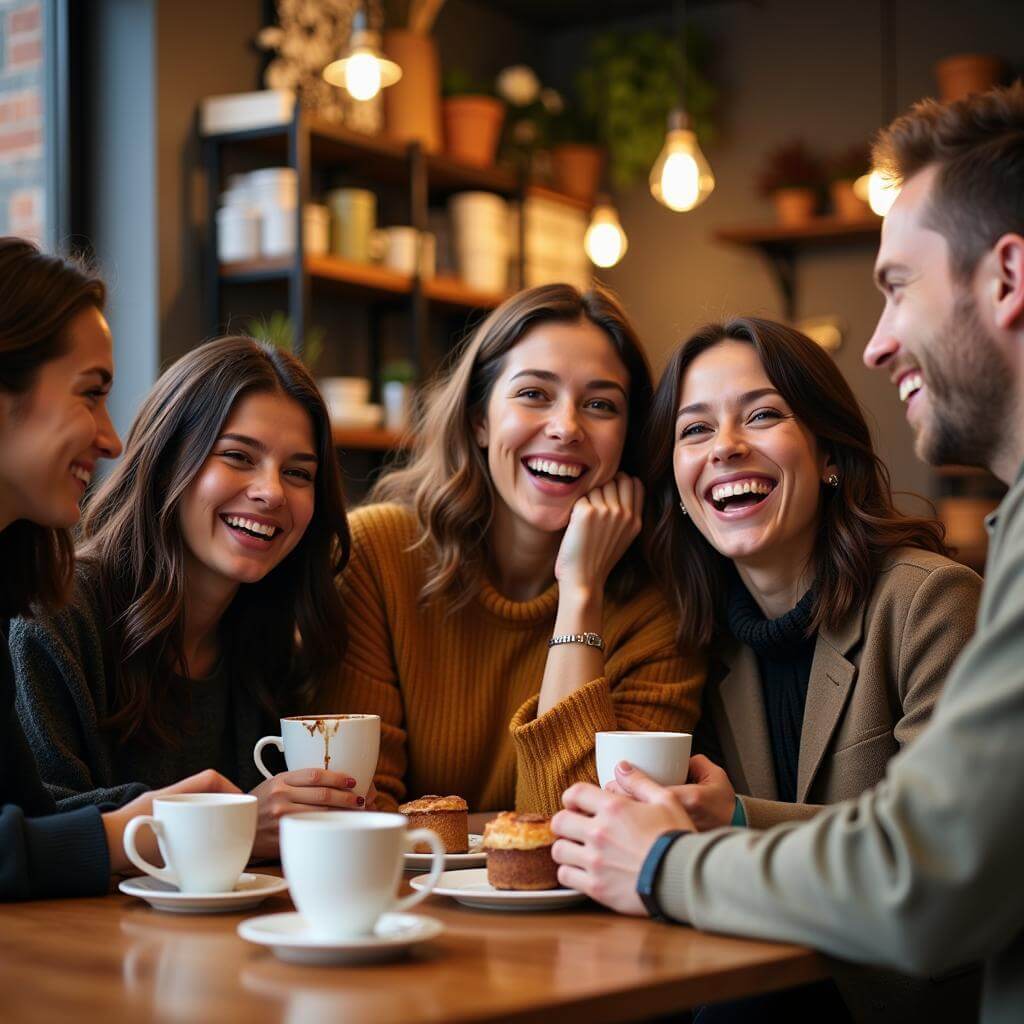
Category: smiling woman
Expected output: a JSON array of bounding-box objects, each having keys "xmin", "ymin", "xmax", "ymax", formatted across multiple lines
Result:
[
  {"xmin": 324, "ymin": 283, "xmax": 705, "ymax": 815},
  {"xmin": 11, "ymin": 336, "xmax": 358, "ymax": 859}
]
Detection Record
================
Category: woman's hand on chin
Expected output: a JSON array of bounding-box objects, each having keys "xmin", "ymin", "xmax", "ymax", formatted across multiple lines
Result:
[
  {"xmin": 249, "ymin": 767, "xmax": 365, "ymax": 859},
  {"xmin": 555, "ymin": 472, "xmax": 644, "ymax": 599}
]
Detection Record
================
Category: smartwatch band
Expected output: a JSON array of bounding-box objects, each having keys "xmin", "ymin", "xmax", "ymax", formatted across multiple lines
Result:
[{"xmin": 636, "ymin": 829, "xmax": 690, "ymax": 922}]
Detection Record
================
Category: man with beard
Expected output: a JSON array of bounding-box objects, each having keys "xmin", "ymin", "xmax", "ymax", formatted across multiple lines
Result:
[{"xmin": 550, "ymin": 83, "xmax": 1024, "ymax": 1024}]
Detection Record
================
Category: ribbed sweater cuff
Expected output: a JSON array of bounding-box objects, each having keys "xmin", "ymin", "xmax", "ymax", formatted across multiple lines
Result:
[
  {"xmin": 24, "ymin": 805, "xmax": 110, "ymax": 898},
  {"xmin": 510, "ymin": 676, "xmax": 617, "ymax": 809}
]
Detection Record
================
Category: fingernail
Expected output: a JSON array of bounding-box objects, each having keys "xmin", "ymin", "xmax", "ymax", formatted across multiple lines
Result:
[
  {"xmin": 347, "ymin": 778, "xmax": 357, "ymax": 788},
  {"xmin": 617, "ymin": 760, "xmax": 634, "ymax": 773},
  {"xmin": 356, "ymin": 796, "xmax": 365, "ymax": 807}
]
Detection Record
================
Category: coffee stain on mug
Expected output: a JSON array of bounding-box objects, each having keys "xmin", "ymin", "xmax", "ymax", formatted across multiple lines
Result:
[{"xmin": 302, "ymin": 718, "xmax": 342, "ymax": 770}]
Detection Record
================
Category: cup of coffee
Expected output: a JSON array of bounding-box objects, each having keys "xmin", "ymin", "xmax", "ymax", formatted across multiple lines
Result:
[
  {"xmin": 122, "ymin": 793, "xmax": 258, "ymax": 893},
  {"xmin": 595, "ymin": 731, "xmax": 692, "ymax": 789},
  {"xmin": 281, "ymin": 812, "xmax": 445, "ymax": 940},
  {"xmin": 253, "ymin": 714, "xmax": 380, "ymax": 798}
]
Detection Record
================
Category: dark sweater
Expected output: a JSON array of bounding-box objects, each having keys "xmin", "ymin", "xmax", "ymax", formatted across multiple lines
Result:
[
  {"xmin": 1, "ymin": 618, "xmax": 109, "ymax": 900},
  {"xmin": 727, "ymin": 579, "xmax": 816, "ymax": 804},
  {"xmin": 9, "ymin": 566, "xmax": 278, "ymax": 810}
]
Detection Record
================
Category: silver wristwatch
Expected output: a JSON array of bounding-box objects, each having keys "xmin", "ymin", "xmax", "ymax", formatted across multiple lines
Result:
[{"xmin": 548, "ymin": 632, "xmax": 605, "ymax": 651}]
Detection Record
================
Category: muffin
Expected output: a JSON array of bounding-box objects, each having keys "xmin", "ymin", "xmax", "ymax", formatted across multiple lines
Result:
[
  {"xmin": 399, "ymin": 794, "xmax": 470, "ymax": 854},
  {"xmin": 483, "ymin": 811, "xmax": 559, "ymax": 891}
]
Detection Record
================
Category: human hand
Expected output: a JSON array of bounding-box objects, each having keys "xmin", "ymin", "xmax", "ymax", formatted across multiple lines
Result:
[
  {"xmin": 102, "ymin": 769, "xmax": 241, "ymax": 875},
  {"xmin": 551, "ymin": 766, "xmax": 693, "ymax": 916},
  {"xmin": 249, "ymin": 768, "xmax": 363, "ymax": 858},
  {"xmin": 554, "ymin": 473, "xmax": 643, "ymax": 597},
  {"xmin": 668, "ymin": 755, "xmax": 737, "ymax": 831}
]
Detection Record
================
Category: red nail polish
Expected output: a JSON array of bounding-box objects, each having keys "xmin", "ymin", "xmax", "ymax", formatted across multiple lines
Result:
[{"xmin": 356, "ymin": 796, "xmax": 365, "ymax": 807}]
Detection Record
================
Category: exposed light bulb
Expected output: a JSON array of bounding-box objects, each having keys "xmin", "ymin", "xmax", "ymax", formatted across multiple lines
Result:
[
  {"xmin": 854, "ymin": 168, "xmax": 901, "ymax": 216},
  {"xmin": 344, "ymin": 50, "xmax": 383, "ymax": 101},
  {"xmin": 584, "ymin": 200, "xmax": 628, "ymax": 268},
  {"xmin": 649, "ymin": 110, "xmax": 715, "ymax": 212}
]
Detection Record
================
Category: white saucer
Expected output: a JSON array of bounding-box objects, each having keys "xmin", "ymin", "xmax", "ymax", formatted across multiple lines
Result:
[
  {"xmin": 118, "ymin": 872, "xmax": 289, "ymax": 914},
  {"xmin": 404, "ymin": 833, "xmax": 486, "ymax": 871},
  {"xmin": 411, "ymin": 867, "xmax": 587, "ymax": 911},
  {"xmin": 237, "ymin": 911, "xmax": 444, "ymax": 965}
]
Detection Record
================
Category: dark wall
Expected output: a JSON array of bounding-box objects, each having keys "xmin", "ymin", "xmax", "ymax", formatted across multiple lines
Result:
[{"xmin": 540, "ymin": 0, "xmax": 1022, "ymax": 501}]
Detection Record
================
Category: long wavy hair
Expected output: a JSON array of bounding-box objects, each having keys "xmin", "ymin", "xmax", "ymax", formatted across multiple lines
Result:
[
  {"xmin": 371, "ymin": 283, "xmax": 654, "ymax": 608},
  {"xmin": 645, "ymin": 317, "xmax": 950, "ymax": 648},
  {"xmin": 77, "ymin": 336, "xmax": 350, "ymax": 745},
  {"xmin": 0, "ymin": 237, "xmax": 105, "ymax": 618}
]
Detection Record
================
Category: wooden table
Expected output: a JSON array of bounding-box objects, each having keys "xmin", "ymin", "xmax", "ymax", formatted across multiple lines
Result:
[{"xmin": 0, "ymin": 873, "xmax": 827, "ymax": 1023}]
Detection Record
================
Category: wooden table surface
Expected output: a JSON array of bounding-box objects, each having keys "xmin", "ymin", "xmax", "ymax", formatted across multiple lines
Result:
[{"xmin": 0, "ymin": 870, "xmax": 828, "ymax": 1024}]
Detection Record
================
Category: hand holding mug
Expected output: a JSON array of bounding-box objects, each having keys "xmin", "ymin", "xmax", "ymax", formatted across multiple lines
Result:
[
  {"xmin": 555, "ymin": 473, "xmax": 644, "ymax": 597},
  {"xmin": 663, "ymin": 755, "xmax": 738, "ymax": 831}
]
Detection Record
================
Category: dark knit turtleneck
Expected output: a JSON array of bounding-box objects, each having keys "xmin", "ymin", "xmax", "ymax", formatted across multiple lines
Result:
[{"xmin": 727, "ymin": 577, "xmax": 817, "ymax": 803}]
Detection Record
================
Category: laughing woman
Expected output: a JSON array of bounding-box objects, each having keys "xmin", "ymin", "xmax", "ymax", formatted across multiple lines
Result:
[
  {"xmin": 325, "ymin": 284, "xmax": 705, "ymax": 814},
  {"xmin": 12, "ymin": 336, "xmax": 356, "ymax": 856},
  {"xmin": 644, "ymin": 317, "xmax": 981, "ymax": 838}
]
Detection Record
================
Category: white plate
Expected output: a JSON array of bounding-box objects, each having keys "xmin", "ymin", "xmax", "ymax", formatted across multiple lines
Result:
[
  {"xmin": 237, "ymin": 911, "xmax": 443, "ymax": 965},
  {"xmin": 404, "ymin": 833, "xmax": 486, "ymax": 871},
  {"xmin": 411, "ymin": 867, "xmax": 586, "ymax": 911},
  {"xmin": 118, "ymin": 872, "xmax": 288, "ymax": 914}
]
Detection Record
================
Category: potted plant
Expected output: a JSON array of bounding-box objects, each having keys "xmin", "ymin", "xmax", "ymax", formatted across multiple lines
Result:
[
  {"xmin": 442, "ymin": 67, "xmax": 505, "ymax": 169},
  {"xmin": 826, "ymin": 144, "xmax": 873, "ymax": 222},
  {"xmin": 246, "ymin": 312, "xmax": 324, "ymax": 372},
  {"xmin": 381, "ymin": 359, "xmax": 417, "ymax": 432},
  {"xmin": 576, "ymin": 28, "xmax": 716, "ymax": 189},
  {"xmin": 550, "ymin": 106, "xmax": 604, "ymax": 206},
  {"xmin": 757, "ymin": 142, "xmax": 824, "ymax": 226},
  {"xmin": 495, "ymin": 64, "xmax": 567, "ymax": 185}
]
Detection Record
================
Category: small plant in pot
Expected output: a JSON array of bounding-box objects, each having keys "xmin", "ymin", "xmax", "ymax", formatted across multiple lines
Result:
[
  {"xmin": 442, "ymin": 67, "xmax": 505, "ymax": 169},
  {"xmin": 757, "ymin": 141, "xmax": 824, "ymax": 226},
  {"xmin": 549, "ymin": 105, "xmax": 604, "ymax": 206},
  {"xmin": 381, "ymin": 358, "xmax": 417, "ymax": 432},
  {"xmin": 247, "ymin": 311, "xmax": 325, "ymax": 372},
  {"xmin": 826, "ymin": 144, "xmax": 873, "ymax": 222}
]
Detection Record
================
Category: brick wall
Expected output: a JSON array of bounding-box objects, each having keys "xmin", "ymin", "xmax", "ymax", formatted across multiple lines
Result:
[{"xmin": 0, "ymin": 0, "xmax": 45, "ymax": 241}]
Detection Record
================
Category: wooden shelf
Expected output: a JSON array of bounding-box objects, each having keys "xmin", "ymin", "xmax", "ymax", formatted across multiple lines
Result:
[
  {"xmin": 331, "ymin": 426, "xmax": 412, "ymax": 451},
  {"xmin": 424, "ymin": 274, "xmax": 509, "ymax": 310},
  {"xmin": 934, "ymin": 464, "xmax": 994, "ymax": 479}
]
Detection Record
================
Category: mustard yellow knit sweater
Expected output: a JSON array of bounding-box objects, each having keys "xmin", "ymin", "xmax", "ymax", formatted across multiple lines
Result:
[{"xmin": 321, "ymin": 503, "xmax": 705, "ymax": 814}]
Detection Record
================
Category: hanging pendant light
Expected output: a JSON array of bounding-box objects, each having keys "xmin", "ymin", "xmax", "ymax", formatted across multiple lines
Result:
[
  {"xmin": 323, "ymin": 4, "xmax": 402, "ymax": 102},
  {"xmin": 854, "ymin": 168, "xmax": 901, "ymax": 216},
  {"xmin": 650, "ymin": 108, "xmax": 715, "ymax": 212},
  {"xmin": 585, "ymin": 196, "xmax": 628, "ymax": 268}
]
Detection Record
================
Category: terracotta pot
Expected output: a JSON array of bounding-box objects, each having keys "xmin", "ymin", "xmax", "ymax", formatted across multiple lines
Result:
[
  {"xmin": 829, "ymin": 179, "xmax": 872, "ymax": 222},
  {"xmin": 772, "ymin": 187, "xmax": 817, "ymax": 226},
  {"xmin": 934, "ymin": 53, "xmax": 1003, "ymax": 102},
  {"xmin": 383, "ymin": 29, "xmax": 442, "ymax": 154},
  {"xmin": 442, "ymin": 96, "xmax": 505, "ymax": 168},
  {"xmin": 551, "ymin": 144, "xmax": 605, "ymax": 205}
]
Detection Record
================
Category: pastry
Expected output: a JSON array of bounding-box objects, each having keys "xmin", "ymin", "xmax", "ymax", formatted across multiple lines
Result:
[
  {"xmin": 399, "ymin": 794, "xmax": 470, "ymax": 853},
  {"xmin": 482, "ymin": 811, "xmax": 559, "ymax": 891}
]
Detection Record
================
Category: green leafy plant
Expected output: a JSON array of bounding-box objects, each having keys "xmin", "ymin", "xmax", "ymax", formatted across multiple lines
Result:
[
  {"xmin": 381, "ymin": 358, "xmax": 416, "ymax": 384},
  {"xmin": 576, "ymin": 28, "xmax": 716, "ymax": 188},
  {"xmin": 756, "ymin": 141, "xmax": 825, "ymax": 196},
  {"xmin": 826, "ymin": 143, "xmax": 871, "ymax": 183},
  {"xmin": 246, "ymin": 311, "xmax": 325, "ymax": 372}
]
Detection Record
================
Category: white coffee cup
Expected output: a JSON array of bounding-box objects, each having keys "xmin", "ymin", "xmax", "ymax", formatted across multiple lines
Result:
[
  {"xmin": 595, "ymin": 731, "xmax": 693, "ymax": 789},
  {"xmin": 253, "ymin": 714, "xmax": 380, "ymax": 798},
  {"xmin": 281, "ymin": 812, "xmax": 444, "ymax": 940},
  {"xmin": 122, "ymin": 793, "xmax": 258, "ymax": 893}
]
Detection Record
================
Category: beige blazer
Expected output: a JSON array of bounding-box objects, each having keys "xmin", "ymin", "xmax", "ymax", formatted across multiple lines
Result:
[{"xmin": 697, "ymin": 546, "xmax": 982, "ymax": 829}]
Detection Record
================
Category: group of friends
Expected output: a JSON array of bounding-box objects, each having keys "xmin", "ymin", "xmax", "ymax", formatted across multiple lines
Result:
[{"xmin": 2, "ymin": 85, "xmax": 1023, "ymax": 1024}]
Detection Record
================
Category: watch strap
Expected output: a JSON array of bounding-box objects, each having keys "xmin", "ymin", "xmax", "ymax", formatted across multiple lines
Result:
[
  {"xmin": 548, "ymin": 632, "xmax": 605, "ymax": 651},
  {"xmin": 636, "ymin": 829, "xmax": 690, "ymax": 922}
]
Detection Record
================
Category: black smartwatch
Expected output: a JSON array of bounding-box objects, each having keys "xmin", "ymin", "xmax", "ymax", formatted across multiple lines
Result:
[{"xmin": 636, "ymin": 829, "xmax": 690, "ymax": 922}]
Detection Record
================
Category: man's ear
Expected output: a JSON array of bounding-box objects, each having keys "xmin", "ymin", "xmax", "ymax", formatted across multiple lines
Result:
[{"xmin": 990, "ymin": 232, "xmax": 1024, "ymax": 332}]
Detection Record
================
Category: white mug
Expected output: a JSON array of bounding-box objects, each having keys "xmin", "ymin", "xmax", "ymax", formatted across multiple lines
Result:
[
  {"xmin": 122, "ymin": 793, "xmax": 257, "ymax": 893},
  {"xmin": 595, "ymin": 731, "xmax": 693, "ymax": 789},
  {"xmin": 253, "ymin": 714, "xmax": 380, "ymax": 798},
  {"xmin": 280, "ymin": 812, "xmax": 444, "ymax": 939}
]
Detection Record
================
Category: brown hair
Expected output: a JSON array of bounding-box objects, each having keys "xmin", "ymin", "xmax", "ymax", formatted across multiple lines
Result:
[
  {"xmin": 370, "ymin": 283, "xmax": 654, "ymax": 607},
  {"xmin": 645, "ymin": 317, "xmax": 950, "ymax": 648},
  {"xmin": 873, "ymin": 82, "xmax": 1024, "ymax": 282},
  {"xmin": 77, "ymin": 336, "xmax": 350, "ymax": 745},
  {"xmin": 0, "ymin": 236, "xmax": 106, "ymax": 617}
]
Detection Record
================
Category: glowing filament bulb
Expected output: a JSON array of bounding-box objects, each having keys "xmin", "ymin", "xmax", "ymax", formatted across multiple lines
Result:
[
  {"xmin": 649, "ymin": 112, "xmax": 715, "ymax": 213},
  {"xmin": 585, "ymin": 201, "xmax": 628, "ymax": 268}
]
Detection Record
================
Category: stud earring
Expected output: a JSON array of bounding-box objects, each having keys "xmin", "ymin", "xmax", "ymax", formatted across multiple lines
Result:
[
  {"xmin": 679, "ymin": 501, "xmax": 689, "ymax": 516},
  {"xmin": 826, "ymin": 472, "xmax": 840, "ymax": 488}
]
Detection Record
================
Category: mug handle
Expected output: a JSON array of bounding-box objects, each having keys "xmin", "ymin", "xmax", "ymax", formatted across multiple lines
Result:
[
  {"xmin": 253, "ymin": 735, "xmax": 284, "ymax": 780},
  {"xmin": 394, "ymin": 829, "xmax": 445, "ymax": 913},
  {"xmin": 123, "ymin": 815, "xmax": 178, "ymax": 887}
]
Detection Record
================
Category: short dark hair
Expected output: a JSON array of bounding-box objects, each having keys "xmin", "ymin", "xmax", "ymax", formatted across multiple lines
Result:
[
  {"xmin": 873, "ymin": 82, "xmax": 1024, "ymax": 281},
  {"xmin": 0, "ymin": 237, "xmax": 107, "ymax": 617},
  {"xmin": 645, "ymin": 317, "xmax": 949, "ymax": 649}
]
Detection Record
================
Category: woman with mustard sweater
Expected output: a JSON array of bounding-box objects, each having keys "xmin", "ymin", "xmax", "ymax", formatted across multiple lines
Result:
[{"xmin": 326, "ymin": 284, "xmax": 705, "ymax": 814}]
